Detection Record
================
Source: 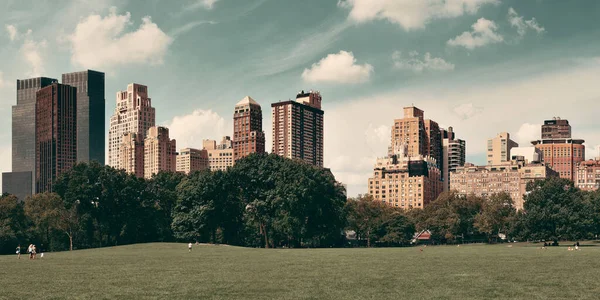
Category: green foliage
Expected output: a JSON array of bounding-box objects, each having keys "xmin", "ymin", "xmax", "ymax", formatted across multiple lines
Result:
[
  {"xmin": 0, "ymin": 194, "xmax": 28, "ymax": 254},
  {"xmin": 474, "ymin": 193, "xmax": 516, "ymax": 241}
]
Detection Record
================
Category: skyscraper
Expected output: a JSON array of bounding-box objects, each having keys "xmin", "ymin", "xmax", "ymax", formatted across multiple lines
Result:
[
  {"xmin": 487, "ymin": 132, "xmax": 518, "ymax": 165},
  {"xmin": 390, "ymin": 106, "xmax": 442, "ymax": 166},
  {"xmin": 108, "ymin": 84, "xmax": 155, "ymax": 168},
  {"xmin": 119, "ymin": 132, "xmax": 144, "ymax": 178},
  {"xmin": 233, "ymin": 96, "xmax": 265, "ymax": 161},
  {"xmin": 531, "ymin": 117, "xmax": 585, "ymax": 181},
  {"xmin": 271, "ymin": 90, "xmax": 324, "ymax": 167},
  {"xmin": 2, "ymin": 77, "xmax": 58, "ymax": 197},
  {"xmin": 62, "ymin": 70, "xmax": 106, "ymax": 164},
  {"xmin": 35, "ymin": 83, "xmax": 77, "ymax": 193},
  {"xmin": 144, "ymin": 126, "xmax": 176, "ymax": 179},
  {"xmin": 441, "ymin": 127, "xmax": 466, "ymax": 192}
]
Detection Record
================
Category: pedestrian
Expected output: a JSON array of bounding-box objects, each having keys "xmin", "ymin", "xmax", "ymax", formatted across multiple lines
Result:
[
  {"xmin": 188, "ymin": 242, "xmax": 192, "ymax": 252},
  {"xmin": 16, "ymin": 245, "xmax": 21, "ymax": 259},
  {"xmin": 28, "ymin": 244, "xmax": 33, "ymax": 260},
  {"xmin": 32, "ymin": 245, "xmax": 37, "ymax": 260}
]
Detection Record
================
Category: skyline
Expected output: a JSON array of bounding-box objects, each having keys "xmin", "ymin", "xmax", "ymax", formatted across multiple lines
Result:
[{"xmin": 1, "ymin": 0, "xmax": 600, "ymax": 197}]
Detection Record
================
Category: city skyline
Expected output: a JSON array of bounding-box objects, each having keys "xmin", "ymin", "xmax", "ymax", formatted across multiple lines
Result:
[{"xmin": 1, "ymin": 1, "xmax": 600, "ymax": 197}]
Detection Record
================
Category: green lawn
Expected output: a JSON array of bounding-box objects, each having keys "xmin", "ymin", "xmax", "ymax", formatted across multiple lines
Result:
[{"xmin": 1, "ymin": 243, "xmax": 599, "ymax": 299}]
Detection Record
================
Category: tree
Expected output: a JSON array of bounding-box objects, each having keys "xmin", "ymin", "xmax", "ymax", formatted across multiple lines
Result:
[
  {"xmin": 380, "ymin": 212, "xmax": 415, "ymax": 245},
  {"xmin": 522, "ymin": 177, "xmax": 592, "ymax": 241},
  {"xmin": 345, "ymin": 195, "xmax": 390, "ymax": 247},
  {"xmin": 24, "ymin": 193, "xmax": 64, "ymax": 251},
  {"xmin": 474, "ymin": 193, "xmax": 516, "ymax": 242},
  {"xmin": 0, "ymin": 194, "xmax": 28, "ymax": 254},
  {"xmin": 57, "ymin": 202, "xmax": 80, "ymax": 251},
  {"xmin": 147, "ymin": 171, "xmax": 185, "ymax": 242}
]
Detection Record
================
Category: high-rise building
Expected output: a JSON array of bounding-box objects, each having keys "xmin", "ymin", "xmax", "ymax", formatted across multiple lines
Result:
[
  {"xmin": 118, "ymin": 132, "xmax": 144, "ymax": 178},
  {"xmin": 576, "ymin": 159, "xmax": 600, "ymax": 191},
  {"xmin": 3, "ymin": 77, "xmax": 58, "ymax": 197},
  {"xmin": 368, "ymin": 143, "xmax": 442, "ymax": 209},
  {"xmin": 510, "ymin": 147, "xmax": 543, "ymax": 164},
  {"xmin": 233, "ymin": 96, "xmax": 265, "ymax": 161},
  {"xmin": 271, "ymin": 90, "xmax": 324, "ymax": 167},
  {"xmin": 390, "ymin": 106, "xmax": 443, "ymax": 166},
  {"xmin": 108, "ymin": 84, "xmax": 155, "ymax": 169},
  {"xmin": 144, "ymin": 126, "xmax": 176, "ymax": 179},
  {"xmin": 487, "ymin": 132, "xmax": 518, "ymax": 165},
  {"xmin": 204, "ymin": 137, "xmax": 234, "ymax": 171},
  {"xmin": 531, "ymin": 118, "xmax": 585, "ymax": 181},
  {"xmin": 542, "ymin": 117, "xmax": 571, "ymax": 139},
  {"xmin": 62, "ymin": 70, "xmax": 105, "ymax": 164},
  {"xmin": 35, "ymin": 83, "xmax": 77, "ymax": 193},
  {"xmin": 450, "ymin": 158, "xmax": 558, "ymax": 210},
  {"xmin": 441, "ymin": 127, "xmax": 466, "ymax": 192},
  {"xmin": 176, "ymin": 148, "xmax": 209, "ymax": 174}
]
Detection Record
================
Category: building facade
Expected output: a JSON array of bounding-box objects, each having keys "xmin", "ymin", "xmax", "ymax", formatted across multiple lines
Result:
[
  {"xmin": 368, "ymin": 143, "xmax": 442, "ymax": 209},
  {"xmin": 35, "ymin": 83, "xmax": 77, "ymax": 193},
  {"xmin": 176, "ymin": 148, "xmax": 209, "ymax": 174},
  {"xmin": 531, "ymin": 118, "xmax": 585, "ymax": 182},
  {"xmin": 233, "ymin": 96, "xmax": 265, "ymax": 161},
  {"xmin": 450, "ymin": 159, "xmax": 557, "ymax": 210},
  {"xmin": 271, "ymin": 90, "xmax": 324, "ymax": 167},
  {"xmin": 6, "ymin": 77, "xmax": 58, "ymax": 196},
  {"xmin": 62, "ymin": 70, "xmax": 105, "ymax": 164},
  {"xmin": 510, "ymin": 147, "xmax": 542, "ymax": 164},
  {"xmin": 144, "ymin": 127, "xmax": 176, "ymax": 179},
  {"xmin": 441, "ymin": 127, "xmax": 466, "ymax": 192},
  {"xmin": 204, "ymin": 137, "xmax": 234, "ymax": 171},
  {"xmin": 487, "ymin": 132, "xmax": 518, "ymax": 165},
  {"xmin": 118, "ymin": 132, "xmax": 144, "ymax": 178},
  {"xmin": 108, "ymin": 83, "xmax": 155, "ymax": 169},
  {"xmin": 575, "ymin": 159, "xmax": 600, "ymax": 191},
  {"xmin": 391, "ymin": 106, "xmax": 443, "ymax": 166}
]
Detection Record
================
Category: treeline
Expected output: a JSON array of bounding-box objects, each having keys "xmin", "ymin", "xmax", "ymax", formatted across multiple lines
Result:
[
  {"xmin": 0, "ymin": 154, "xmax": 347, "ymax": 253},
  {"xmin": 2, "ymin": 161, "xmax": 600, "ymax": 254},
  {"xmin": 347, "ymin": 177, "xmax": 600, "ymax": 246}
]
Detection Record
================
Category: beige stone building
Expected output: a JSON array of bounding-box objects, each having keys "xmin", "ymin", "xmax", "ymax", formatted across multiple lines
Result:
[
  {"xmin": 176, "ymin": 148, "xmax": 209, "ymax": 175},
  {"xmin": 487, "ymin": 132, "xmax": 518, "ymax": 165},
  {"xmin": 391, "ymin": 106, "xmax": 442, "ymax": 165},
  {"xmin": 441, "ymin": 127, "xmax": 466, "ymax": 192},
  {"xmin": 108, "ymin": 83, "xmax": 155, "ymax": 168},
  {"xmin": 368, "ymin": 143, "xmax": 442, "ymax": 209},
  {"xmin": 271, "ymin": 90, "xmax": 324, "ymax": 167},
  {"xmin": 118, "ymin": 132, "xmax": 144, "ymax": 178},
  {"xmin": 144, "ymin": 126, "xmax": 176, "ymax": 179},
  {"xmin": 575, "ymin": 159, "xmax": 600, "ymax": 191},
  {"xmin": 204, "ymin": 136, "xmax": 234, "ymax": 171},
  {"xmin": 450, "ymin": 158, "xmax": 557, "ymax": 210}
]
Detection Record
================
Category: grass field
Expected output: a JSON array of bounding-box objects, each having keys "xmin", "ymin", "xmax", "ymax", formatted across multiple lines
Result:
[{"xmin": 1, "ymin": 243, "xmax": 599, "ymax": 299}]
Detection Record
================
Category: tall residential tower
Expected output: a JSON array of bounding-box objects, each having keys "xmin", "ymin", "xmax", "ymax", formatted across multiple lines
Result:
[{"xmin": 233, "ymin": 96, "xmax": 265, "ymax": 161}]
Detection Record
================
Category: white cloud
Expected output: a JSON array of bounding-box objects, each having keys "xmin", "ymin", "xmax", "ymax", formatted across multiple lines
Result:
[
  {"xmin": 5, "ymin": 24, "xmax": 17, "ymax": 41},
  {"xmin": 67, "ymin": 7, "xmax": 172, "ymax": 70},
  {"xmin": 392, "ymin": 51, "xmax": 455, "ymax": 72},
  {"xmin": 514, "ymin": 123, "xmax": 541, "ymax": 146},
  {"xmin": 453, "ymin": 103, "xmax": 483, "ymax": 120},
  {"xmin": 325, "ymin": 61, "xmax": 600, "ymax": 197},
  {"xmin": 302, "ymin": 51, "xmax": 373, "ymax": 84},
  {"xmin": 21, "ymin": 31, "xmax": 47, "ymax": 77},
  {"xmin": 448, "ymin": 18, "xmax": 503, "ymax": 49},
  {"xmin": 170, "ymin": 20, "xmax": 217, "ymax": 37},
  {"xmin": 338, "ymin": 0, "xmax": 498, "ymax": 30},
  {"xmin": 186, "ymin": 0, "xmax": 220, "ymax": 10},
  {"xmin": 0, "ymin": 71, "xmax": 4, "ymax": 88},
  {"xmin": 163, "ymin": 109, "xmax": 231, "ymax": 150},
  {"xmin": 508, "ymin": 7, "xmax": 545, "ymax": 37}
]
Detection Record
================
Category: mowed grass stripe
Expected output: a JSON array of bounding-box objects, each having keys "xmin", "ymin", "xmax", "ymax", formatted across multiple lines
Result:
[{"xmin": 1, "ymin": 243, "xmax": 599, "ymax": 300}]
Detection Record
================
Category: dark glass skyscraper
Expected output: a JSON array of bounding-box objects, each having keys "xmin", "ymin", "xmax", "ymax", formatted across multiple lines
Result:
[
  {"xmin": 62, "ymin": 70, "xmax": 105, "ymax": 164},
  {"xmin": 35, "ymin": 83, "xmax": 77, "ymax": 193},
  {"xmin": 7, "ymin": 77, "xmax": 58, "ymax": 196}
]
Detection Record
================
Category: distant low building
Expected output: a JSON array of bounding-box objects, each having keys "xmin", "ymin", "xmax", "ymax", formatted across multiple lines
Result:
[
  {"xmin": 177, "ymin": 148, "xmax": 209, "ymax": 175},
  {"xmin": 204, "ymin": 136, "xmax": 234, "ymax": 172},
  {"xmin": 576, "ymin": 159, "xmax": 600, "ymax": 191}
]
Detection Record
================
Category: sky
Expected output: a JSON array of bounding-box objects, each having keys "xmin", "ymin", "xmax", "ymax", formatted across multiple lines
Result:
[{"xmin": 1, "ymin": 0, "xmax": 600, "ymax": 197}]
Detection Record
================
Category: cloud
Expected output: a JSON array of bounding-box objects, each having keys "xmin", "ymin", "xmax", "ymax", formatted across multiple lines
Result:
[
  {"xmin": 0, "ymin": 71, "xmax": 4, "ymax": 88},
  {"xmin": 21, "ymin": 31, "xmax": 47, "ymax": 77},
  {"xmin": 302, "ymin": 51, "xmax": 373, "ymax": 84},
  {"xmin": 67, "ymin": 7, "xmax": 172, "ymax": 70},
  {"xmin": 170, "ymin": 20, "xmax": 217, "ymax": 37},
  {"xmin": 453, "ymin": 103, "xmax": 484, "ymax": 120},
  {"xmin": 392, "ymin": 51, "xmax": 455, "ymax": 72},
  {"xmin": 514, "ymin": 123, "xmax": 541, "ymax": 146},
  {"xmin": 163, "ymin": 109, "xmax": 231, "ymax": 150},
  {"xmin": 186, "ymin": 0, "xmax": 220, "ymax": 10},
  {"xmin": 448, "ymin": 18, "xmax": 503, "ymax": 49},
  {"xmin": 338, "ymin": 0, "xmax": 498, "ymax": 30},
  {"xmin": 5, "ymin": 24, "xmax": 17, "ymax": 41},
  {"xmin": 508, "ymin": 7, "xmax": 545, "ymax": 37}
]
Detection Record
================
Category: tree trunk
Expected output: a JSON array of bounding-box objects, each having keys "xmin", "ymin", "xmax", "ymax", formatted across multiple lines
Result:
[
  {"xmin": 367, "ymin": 229, "xmax": 371, "ymax": 248},
  {"xmin": 69, "ymin": 234, "xmax": 73, "ymax": 251},
  {"xmin": 261, "ymin": 223, "xmax": 269, "ymax": 249}
]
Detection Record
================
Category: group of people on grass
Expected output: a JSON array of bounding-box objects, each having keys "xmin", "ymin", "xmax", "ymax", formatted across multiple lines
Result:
[{"xmin": 16, "ymin": 244, "xmax": 43, "ymax": 260}]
